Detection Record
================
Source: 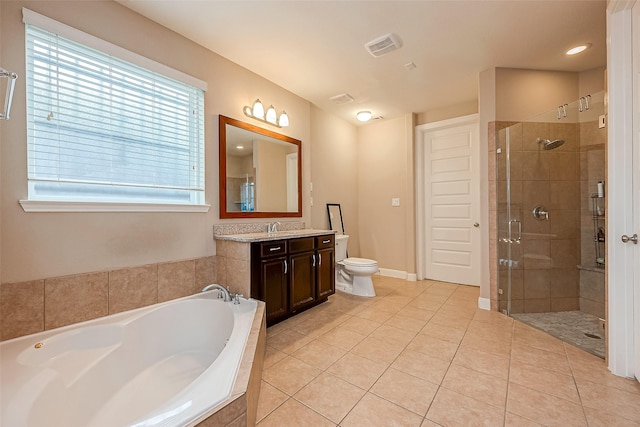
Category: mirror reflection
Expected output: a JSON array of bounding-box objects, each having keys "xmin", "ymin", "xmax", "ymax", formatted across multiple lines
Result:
[{"xmin": 219, "ymin": 115, "xmax": 302, "ymax": 218}]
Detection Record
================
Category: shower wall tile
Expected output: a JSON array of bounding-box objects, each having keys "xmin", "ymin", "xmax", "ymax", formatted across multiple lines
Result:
[
  {"xmin": 524, "ymin": 298, "xmax": 551, "ymax": 313},
  {"xmin": 158, "ymin": 260, "xmax": 195, "ymax": 303},
  {"xmin": 550, "ymin": 181, "xmax": 579, "ymax": 210},
  {"xmin": 45, "ymin": 272, "xmax": 109, "ymax": 330},
  {"xmin": 510, "ymin": 299, "xmax": 524, "ymax": 314},
  {"xmin": 522, "ymin": 122, "xmax": 550, "ymax": 151},
  {"xmin": 522, "ymin": 214, "xmax": 550, "ymax": 239},
  {"xmin": 550, "ymin": 239, "xmax": 578, "ymax": 269},
  {"xmin": 580, "ymin": 297, "xmax": 605, "ymax": 319},
  {"xmin": 548, "ymin": 152, "xmax": 579, "ymax": 181},
  {"xmin": 580, "ymin": 270, "xmax": 605, "ymax": 304},
  {"xmin": 551, "ymin": 297, "xmax": 579, "ymax": 312},
  {"xmin": 549, "ymin": 269, "xmax": 580, "ymax": 298},
  {"xmin": 522, "ymin": 240, "xmax": 551, "ymax": 270},
  {"xmin": 0, "ymin": 280, "xmax": 44, "ymax": 340},
  {"xmin": 550, "ymin": 210, "xmax": 579, "ymax": 240},
  {"xmin": 522, "ymin": 181, "xmax": 550, "ymax": 208},
  {"xmin": 108, "ymin": 264, "xmax": 158, "ymax": 314},
  {"xmin": 553, "ymin": 123, "xmax": 579, "ymax": 152},
  {"xmin": 520, "ymin": 152, "xmax": 549, "ymax": 181},
  {"xmin": 523, "ymin": 269, "xmax": 550, "ymax": 299}
]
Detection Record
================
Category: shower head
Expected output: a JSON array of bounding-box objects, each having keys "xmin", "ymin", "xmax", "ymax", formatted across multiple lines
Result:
[{"xmin": 536, "ymin": 138, "xmax": 565, "ymax": 150}]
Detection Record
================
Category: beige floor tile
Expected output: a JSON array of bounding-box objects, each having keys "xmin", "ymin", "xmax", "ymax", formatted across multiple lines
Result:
[
  {"xmin": 577, "ymin": 380, "xmax": 640, "ymax": 423},
  {"xmin": 420, "ymin": 322, "xmax": 466, "ymax": 344},
  {"xmin": 442, "ymin": 363, "xmax": 508, "ymax": 408},
  {"xmin": 263, "ymin": 345, "xmax": 287, "ymax": 370},
  {"xmin": 506, "ymin": 382, "xmax": 587, "ymax": 426},
  {"xmin": 294, "ymin": 372, "xmax": 366, "ymax": 424},
  {"xmin": 510, "ymin": 342, "xmax": 572, "ymax": 375},
  {"xmin": 568, "ymin": 353, "xmax": 640, "ymax": 395},
  {"xmin": 452, "ymin": 346, "xmax": 510, "ymax": 380},
  {"xmin": 267, "ymin": 329, "xmax": 314, "ymax": 354},
  {"xmin": 370, "ymin": 368, "xmax": 438, "ymax": 416},
  {"xmin": 428, "ymin": 312, "xmax": 472, "ymax": 330},
  {"xmin": 582, "ymin": 406, "xmax": 640, "ymax": 427},
  {"xmin": 509, "ymin": 359, "xmax": 580, "ymax": 403},
  {"xmin": 384, "ymin": 313, "xmax": 428, "ymax": 333},
  {"xmin": 353, "ymin": 306, "xmax": 395, "ymax": 323},
  {"xmin": 340, "ymin": 316, "xmax": 381, "ymax": 335},
  {"xmin": 407, "ymin": 333, "xmax": 459, "ymax": 362},
  {"xmin": 291, "ymin": 339, "xmax": 346, "ymax": 370},
  {"xmin": 426, "ymin": 387, "xmax": 505, "ymax": 426},
  {"xmin": 458, "ymin": 332, "xmax": 511, "ymax": 358},
  {"xmin": 318, "ymin": 327, "xmax": 367, "ymax": 351},
  {"xmin": 262, "ymin": 356, "xmax": 322, "ymax": 395},
  {"xmin": 505, "ymin": 412, "xmax": 544, "ymax": 426},
  {"xmin": 420, "ymin": 419, "xmax": 442, "ymax": 427},
  {"xmin": 326, "ymin": 352, "xmax": 389, "ymax": 390},
  {"xmin": 369, "ymin": 324, "xmax": 417, "ymax": 347},
  {"xmin": 513, "ymin": 322, "xmax": 565, "ymax": 355},
  {"xmin": 256, "ymin": 398, "xmax": 335, "ymax": 427},
  {"xmin": 392, "ymin": 348, "xmax": 451, "ymax": 385},
  {"xmin": 398, "ymin": 306, "xmax": 436, "ymax": 322},
  {"xmin": 350, "ymin": 336, "xmax": 404, "ymax": 365},
  {"xmin": 256, "ymin": 381, "xmax": 288, "ymax": 422},
  {"xmin": 340, "ymin": 392, "xmax": 424, "ymax": 427}
]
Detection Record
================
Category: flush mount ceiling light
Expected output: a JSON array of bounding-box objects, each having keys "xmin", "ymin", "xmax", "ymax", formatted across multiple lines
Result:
[
  {"xmin": 566, "ymin": 44, "xmax": 591, "ymax": 55},
  {"xmin": 356, "ymin": 111, "xmax": 373, "ymax": 122},
  {"xmin": 243, "ymin": 99, "xmax": 289, "ymax": 127}
]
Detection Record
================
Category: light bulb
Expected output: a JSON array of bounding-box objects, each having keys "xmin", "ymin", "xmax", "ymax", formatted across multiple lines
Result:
[
  {"xmin": 357, "ymin": 111, "xmax": 372, "ymax": 122},
  {"xmin": 266, "ymin": 105, "xmax": 277, "ymax": 124},
  {"xmin": 252, "ymin": 99, "xmax": 264, "ymax": 119},
  {"xmin": 278, "ymin": 111, "xmax": 289, "ymax": 127}
]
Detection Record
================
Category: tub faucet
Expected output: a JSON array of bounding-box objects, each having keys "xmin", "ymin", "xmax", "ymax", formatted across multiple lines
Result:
[
  {"xmin": 202, "ymin": 284, "xmax": 231, "ymax": 302},
  {"xmin": 268, "ymin": 221, "xmax": 281, "ymax": 233}
]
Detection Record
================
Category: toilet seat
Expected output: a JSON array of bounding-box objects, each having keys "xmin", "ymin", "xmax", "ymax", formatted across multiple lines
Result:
[{"xmin": 342, "ymin": 257, "xmax": 377, "ymax": 267}]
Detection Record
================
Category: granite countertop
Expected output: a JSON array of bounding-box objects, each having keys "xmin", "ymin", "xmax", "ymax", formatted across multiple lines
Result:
[{"xmin": 215, "ymin": 229, "xmax": 336, "ymax": 242}]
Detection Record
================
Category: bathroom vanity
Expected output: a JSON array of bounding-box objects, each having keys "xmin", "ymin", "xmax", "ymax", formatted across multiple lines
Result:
[{"xmin": 214, "ymin": 228, "xmax": 335, "ymax": 326}]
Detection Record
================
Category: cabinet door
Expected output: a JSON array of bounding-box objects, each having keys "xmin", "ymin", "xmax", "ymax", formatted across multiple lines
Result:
[
  {"xmin": 289, "ymin": 251, "xmax": 316, "ymax": 312},
  {"xmin": 260, "ymin": 257, "xmax": 288, "ymax": 324},
  {"xmin": 317, "ymin": 248, "xmax": 335, "ymax": 299}
]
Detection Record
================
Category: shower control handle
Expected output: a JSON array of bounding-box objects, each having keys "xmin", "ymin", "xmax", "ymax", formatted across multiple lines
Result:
[
  {"xmin": 621, "ymin": 234, "xmax": 638, "ymax": 244},
  {"xmin": 532, "ymin": 206, "xmax": 549, "ymax": 221}
]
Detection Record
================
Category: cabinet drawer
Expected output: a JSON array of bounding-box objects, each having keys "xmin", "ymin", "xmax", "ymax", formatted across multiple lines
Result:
[
  {"xmin": 316, "ymin": 234, "xmax": 335, "ymax": 249},
  {"xmin": 258, "ymin": 241, "xmax": 287, "ymax": 257},
  {"xmin": 289, "ymin": 237, "xmax": 315, "ymax": 254}
]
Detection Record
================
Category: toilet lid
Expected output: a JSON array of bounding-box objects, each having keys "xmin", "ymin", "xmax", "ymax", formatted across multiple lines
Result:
[{"xmin": 343, "ymin": 257, "xmax": 377, "ymax": 267}]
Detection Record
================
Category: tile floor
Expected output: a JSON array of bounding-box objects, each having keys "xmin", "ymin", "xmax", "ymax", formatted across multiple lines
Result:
[{"xmin": 256, "ymin": 276, "xmax": 640, "ymax": 426}]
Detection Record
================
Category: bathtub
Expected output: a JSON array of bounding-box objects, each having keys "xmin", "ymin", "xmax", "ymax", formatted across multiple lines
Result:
[{"xmin": 1, "ymin": 290, "xmax": 261, "ymax": 426}]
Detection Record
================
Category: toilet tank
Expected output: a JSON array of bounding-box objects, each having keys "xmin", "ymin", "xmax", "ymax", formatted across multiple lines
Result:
[{"xmin": 335, "ymin": 234, "xmax": 349, "ymax": 262}]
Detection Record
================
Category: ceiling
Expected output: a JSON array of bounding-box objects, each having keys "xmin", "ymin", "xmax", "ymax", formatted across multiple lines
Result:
[{"xmin": 116, "ymin": 0, "xmax": 607, "ymax": 126}]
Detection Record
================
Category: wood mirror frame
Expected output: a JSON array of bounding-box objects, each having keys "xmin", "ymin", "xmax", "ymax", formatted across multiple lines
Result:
[{"xmin": 219, "ymin": 115, "xmax": 302, "ymax": 219}]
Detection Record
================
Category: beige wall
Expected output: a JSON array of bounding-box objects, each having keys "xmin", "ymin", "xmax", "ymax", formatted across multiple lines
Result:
[
  {"xmin": 1, "ymin": 1, "xmax": 311, "ymax": 283},
  {"xmin": 416, "ymin": 100, "xmax": 478, "ymax": 126},
  {"xmin": 255, "ymin": 140, "xmax": 291, "ymax": 211},
  {"xmin": 309, "ymin": 106, "xmax": 360, "ymax": 255},
  {"xmin": 357, "ymin": 114, "xmax": 415, "ymax": 274}
]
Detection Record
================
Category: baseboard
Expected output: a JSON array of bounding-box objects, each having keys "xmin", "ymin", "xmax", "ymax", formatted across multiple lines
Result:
[
  {"xmin": 377, "ymin": 268, "xmax": 417, "ymax": 281},
  {"xmin": 477, "ymin": 297, "xmax": 490, "ymax": 311}
]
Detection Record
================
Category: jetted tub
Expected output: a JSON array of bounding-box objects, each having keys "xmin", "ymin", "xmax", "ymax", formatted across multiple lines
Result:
[{"xmin": 1, "ymin": 290, "xmax": 260, "ymax": 426}]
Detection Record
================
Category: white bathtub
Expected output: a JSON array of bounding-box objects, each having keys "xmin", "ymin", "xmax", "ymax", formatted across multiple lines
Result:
[{"xmin": 1, "ymin": 290, "xmax": 258, "ymax": 426}]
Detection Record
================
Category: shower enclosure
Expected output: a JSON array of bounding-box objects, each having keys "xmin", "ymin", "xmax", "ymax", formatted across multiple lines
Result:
[{"xmin": 496, "ymin": 92, "xmax": 606, "ymax": 358}]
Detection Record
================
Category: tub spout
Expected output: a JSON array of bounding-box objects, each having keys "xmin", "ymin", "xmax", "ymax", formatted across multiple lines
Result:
[{"xmin": 202, "ymin": 284, "xmax": 231, "ymax": 302}]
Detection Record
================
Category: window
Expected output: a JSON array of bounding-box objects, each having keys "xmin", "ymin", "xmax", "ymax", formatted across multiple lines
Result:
[{"xmin": 22, "ymin": 10, "xmax": 206, "ymax": 211}]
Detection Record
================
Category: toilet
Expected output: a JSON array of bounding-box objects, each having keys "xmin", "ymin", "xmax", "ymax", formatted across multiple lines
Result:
[{"xmin": 334, "ymin": 234, "xmax": 378, "ymax": 297}]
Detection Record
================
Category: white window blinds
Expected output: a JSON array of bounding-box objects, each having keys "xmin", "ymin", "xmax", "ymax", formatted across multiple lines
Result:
[{"xmin": 24, "ymin": 17, "xmax": 205, "ymax": 207}]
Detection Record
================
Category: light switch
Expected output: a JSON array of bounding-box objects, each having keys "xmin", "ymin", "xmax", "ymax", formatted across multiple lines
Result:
[{"xmin": 391, "ymin": 198, "xmax": 400, "ymax": 207}]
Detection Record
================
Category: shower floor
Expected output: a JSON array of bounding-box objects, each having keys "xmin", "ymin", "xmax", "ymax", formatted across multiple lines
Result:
[{"xmin": 511, "ymin": 311, "xmax": 605, "ymax": 359}]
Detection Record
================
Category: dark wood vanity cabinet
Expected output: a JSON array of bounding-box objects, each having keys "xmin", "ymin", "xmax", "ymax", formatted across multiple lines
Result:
[{"xmin": 251, "ymin": 234, "xmax": 335, "ymax": 325}]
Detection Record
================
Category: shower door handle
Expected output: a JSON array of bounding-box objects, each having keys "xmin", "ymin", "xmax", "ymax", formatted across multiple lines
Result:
[
  {"xmin": 621, "ymin": 234, "xmax": 638, "ymax": 244},
  {"xmin": 509, "ymin": 219, "xmax": 522, "ymax": 243}
]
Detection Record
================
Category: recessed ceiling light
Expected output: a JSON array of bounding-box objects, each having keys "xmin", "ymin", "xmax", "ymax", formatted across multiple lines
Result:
[
  {"xmin": 356, "ymin": 111, "xmax": 372, "ymax": 122},
  {"xmin": 236, "ymin": 145, "xmax": 244, "ymax": 150},
  {"xmin": 566, "ymin": 44, "xmax": 591, "ymax": 55}
]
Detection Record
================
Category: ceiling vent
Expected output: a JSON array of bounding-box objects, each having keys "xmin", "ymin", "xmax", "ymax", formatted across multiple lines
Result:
[
  {"xmin": 330, "ymin": 93, "xmax": 354, "ymax": 104},
  {"xmin": 365, "ymin": 33, "xmax": 402, "ymax": 58}
]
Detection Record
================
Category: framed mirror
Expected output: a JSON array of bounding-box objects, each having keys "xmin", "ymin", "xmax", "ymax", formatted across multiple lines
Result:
[
  {"xmin": 327, "ymin": 203, "xmax": 345, "ymax": 234},
  {"xmin": 219, "ymin": 115, "xmax": 302, "ymax": 219}
]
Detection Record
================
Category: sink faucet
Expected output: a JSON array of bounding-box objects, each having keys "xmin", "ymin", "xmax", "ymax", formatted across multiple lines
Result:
[
  {"xmin": 268, "ymin": 221, "xmax": 281, "ymax": 233},
  {"xmin": 202, "ymin": 284, "xmax": 231, "ymax": 302}
]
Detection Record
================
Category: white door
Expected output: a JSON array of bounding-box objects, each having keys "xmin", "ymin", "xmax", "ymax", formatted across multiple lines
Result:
[
  {"xmin": 633, "ymin": 1, "xmax": 640, "ymax": 382},
  {"xmin": 417, "ymin": 115, "xmax": 480, "ymax": 286}
]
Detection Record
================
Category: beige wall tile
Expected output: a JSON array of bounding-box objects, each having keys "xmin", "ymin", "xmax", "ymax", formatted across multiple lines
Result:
[
  {"xmin": 225, "ymin": 258, "xmax": 250, "ymax": 297},
  {"xmin": 1, "ymin": 280, "xmax": 44, "ymax": 340},
  {"xmin": 157, "ymin": 260, "xmax": 195, "ymax": 302},
  {"xmin": 195, "ymin": 256, "xmax": 217, "ymax": 290},
  {"xmin": 45, "ymin": 272, "xmax": 109, "ymax": 330},
  {"xmin": 109, "ymin": 264, "xmax": 158, "ymax": 314},
  {"xmin": 551, "ymin": 297, "xmax": 579, "ymax": 312}
]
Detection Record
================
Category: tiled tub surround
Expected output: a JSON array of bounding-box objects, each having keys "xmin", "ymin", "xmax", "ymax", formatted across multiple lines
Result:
[
  {"xmin": 1, "ymin": 293, "xmax": 267, "ymax": 427},
  {"xmin": 0, "ymin": 256, "xmax": 216, "ymax": 341},
  {"xmin": 257, "ymin": 276, "xmax": 640, "ymax": 426}
]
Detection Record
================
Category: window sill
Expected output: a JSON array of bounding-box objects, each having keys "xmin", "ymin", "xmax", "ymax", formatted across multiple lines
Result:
[{"xmin": 19, "ymin": 200, "xmax": 211, "ymax": 213}]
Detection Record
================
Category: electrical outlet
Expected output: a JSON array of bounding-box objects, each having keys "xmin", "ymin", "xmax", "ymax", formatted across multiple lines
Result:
[{"xmin": 391, "ymin": 198, "xmax": 400, "ymax": 207}]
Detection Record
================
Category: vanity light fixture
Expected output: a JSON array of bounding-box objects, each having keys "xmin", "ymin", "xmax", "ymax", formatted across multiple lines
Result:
[
  {"xmin": 566, "ymin": 44, "xmax": 591, "ymax": 55},
  {"xmin": 243, "ymin": 99, "xmax": 289, "ymax": 127},
  {"xmin": 356, "ymin": 111, "xmax": 372, "ymax": 122}
]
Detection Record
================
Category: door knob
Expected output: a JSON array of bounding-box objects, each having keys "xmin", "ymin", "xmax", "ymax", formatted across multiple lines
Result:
[
  {"xmin": 621, "ymin": 234, "xmax": 638, "ymax": 244},
  {"xmin": 473, "ymin": 223, "xmax": 480, "ymax": 228}
]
